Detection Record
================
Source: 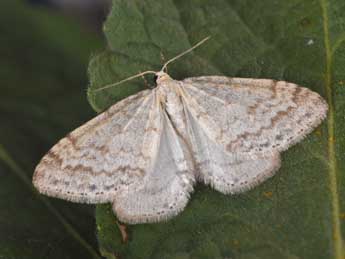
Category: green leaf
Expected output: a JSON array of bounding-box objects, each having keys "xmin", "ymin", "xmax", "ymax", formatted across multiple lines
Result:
[
  {"xmin": 89, "ymin": 0, "xmax": 345, "ymax": 258},
  {"xmin": 0, "ymin": 1, "xmax": 103, "ymax": 258}
]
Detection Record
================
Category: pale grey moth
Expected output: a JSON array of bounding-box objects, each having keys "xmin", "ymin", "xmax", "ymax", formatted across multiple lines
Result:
[{"xmin": 33, "ymin": 38, "xmax": 328, "ymax": 224}]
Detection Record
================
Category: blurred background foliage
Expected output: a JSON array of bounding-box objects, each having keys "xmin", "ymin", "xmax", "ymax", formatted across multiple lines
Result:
[{"xmin": 0, "ymin": 0, "xmax": 109, "ymax": 258}]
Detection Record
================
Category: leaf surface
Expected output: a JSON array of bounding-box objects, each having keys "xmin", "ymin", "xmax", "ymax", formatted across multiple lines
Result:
[{"xmin": 88, "ymin": 0, "xmax": 345, "ymax": 258}]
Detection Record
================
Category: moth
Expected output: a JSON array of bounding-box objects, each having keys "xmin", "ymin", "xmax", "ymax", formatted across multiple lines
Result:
[{"xmin": 33, "ymin": 37, "xmax": 328, "ymax": 224}]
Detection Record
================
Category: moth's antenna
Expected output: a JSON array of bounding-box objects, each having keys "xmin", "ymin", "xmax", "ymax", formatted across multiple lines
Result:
[
  {"xmin": 94, "ymin": 36, "xmax": 210, "ymax": 92},
  {"xmin": 160, "ymin": 36, "xmax": 210, "ymax": 72},
  {"xmin": 94, "ymin": 70, "xmax": 156, "ymax": 92}
]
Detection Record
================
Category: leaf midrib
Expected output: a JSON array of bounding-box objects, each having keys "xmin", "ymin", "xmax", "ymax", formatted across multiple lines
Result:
[{"xmin": 320, "ymin": 0, "xmax": 344, "ymax": 258}]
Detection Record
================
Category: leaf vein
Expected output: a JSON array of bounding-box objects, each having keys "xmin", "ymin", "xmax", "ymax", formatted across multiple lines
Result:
[{"xmin": 320, "ymin": 1, "xmax": 344, "ymax": 258}]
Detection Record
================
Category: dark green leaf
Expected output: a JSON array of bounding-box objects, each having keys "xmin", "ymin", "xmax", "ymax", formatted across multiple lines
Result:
[{"xmin": 89, "ymin": 0, "xmax": 344, "ymax": 258}]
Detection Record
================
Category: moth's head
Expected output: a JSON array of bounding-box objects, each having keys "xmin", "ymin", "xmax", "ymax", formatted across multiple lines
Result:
[{"xmin": 155, "ymin": 71, "xmax": 172, "ymax": 84}]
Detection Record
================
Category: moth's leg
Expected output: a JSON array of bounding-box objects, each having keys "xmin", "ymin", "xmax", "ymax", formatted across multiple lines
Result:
[{"xmin": 139, "ymin": 70, "xmax": 155, "ymax": 89}]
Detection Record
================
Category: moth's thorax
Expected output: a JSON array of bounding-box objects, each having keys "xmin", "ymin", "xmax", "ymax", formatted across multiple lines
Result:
[
  {"xmin": 155, "ymin": 73, "xmax": 182, "ymax": 104},
  {"xmin": 155, "ymin": 71, "xmax": 172, "ymax": 84},
  {"xmin": 155, "ymin": 72, "xmax": 187, "ymax": 135}
]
